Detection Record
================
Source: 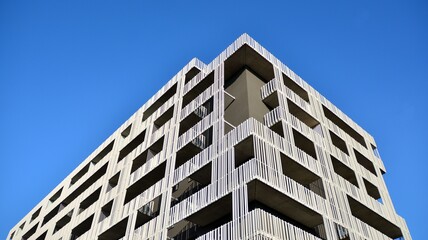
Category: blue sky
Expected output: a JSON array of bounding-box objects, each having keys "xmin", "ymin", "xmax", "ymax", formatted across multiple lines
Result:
[{"xmin": 1, "ymin": 1, "xmax": 426, "ymax": 239}]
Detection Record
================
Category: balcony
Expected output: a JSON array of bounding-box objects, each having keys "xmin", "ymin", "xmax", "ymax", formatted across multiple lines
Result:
[
  {"xmin": 260, "ymin": 78, "xmax": 280, "ymax": 105},
  {"xmin": 98, "ymin": 217, "xmax": 128, "ymax": 240},
  {"xmin": 322, "ymin": 105, "xmax": 367, "ymax": 148},
  {"xmin": 329, "ymin": 130, "xmax": 349, "ymax": 155},
  {"xmin": 70, "ymin": 214, "xmax": 94, "ymax": 240},
  {"xmin": 124, "ymin": 161, "xmax": 166, "ymax": 204},
  {"xmin": 347, "ymin": 196, "xmax": 403, "ymax": 239},
  {"xmin": 354, "ymin": 149, "xmax": 377, "ymax": 176},
  {"xmin": 293, "ymin": 129, "xmax": 318, "ymax": 160},
  {"xmin": 183, "ymin": 72, "xmax": 214, "ymax": 107},
  {"xmin": 184, "ymin": 66, "xmax": 201, "ymax": 84},
  {"xmin": 130, "ymin": 136, "xmax": 164, "ymax": 173},
  {"xmin": 248, "ymin": 179, "xmax": 326, "ymax": 239},
  {"xmin": 330, "ymin": 155, "xmax": 359, "ymax": 187},
  {"xmin": 168, "ymin": 193, "xmax": 233, "ymax": 240},
  {"xmin": 283, "ymin": 72, "xmax": 310, "ymax": 102},
  {"xmin": 142, "ymin": 83, "xmax": 177, "ymax": 121},
  {"xmin": 134, "ymin": 195, "xmax": 162, "ymax": 230},
  {"xmin": 281, "ymin": 153, "xmax": 325, "ymax": 198},
  {"xmin": 179, "ymin": 98, "xmax": 213, "ymax": 136},
  {"xmin": 172, "ymin": 162, "xmax": 212, "ymax": 207},
  {"xmin": 176, "ymin": 127, "xmax": 213, "ymax": 169},
  {"xmin": 197, "ymin": 209, "xmax": 323, "ymax": 240}
]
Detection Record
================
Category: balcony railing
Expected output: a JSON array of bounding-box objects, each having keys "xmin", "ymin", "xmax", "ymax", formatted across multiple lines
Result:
[
  {"xmin": 169, "ymin": 158, "xmax": 327, "ymax": 226},
  {"xmin": 197, "ymin": 209, "xmax": 322, "ymax": 240}
]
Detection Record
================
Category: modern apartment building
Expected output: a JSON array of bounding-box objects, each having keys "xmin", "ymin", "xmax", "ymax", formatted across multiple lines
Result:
[{"xmin": 7, "ymin": 34, "xmax": 411, "ymax": 240}]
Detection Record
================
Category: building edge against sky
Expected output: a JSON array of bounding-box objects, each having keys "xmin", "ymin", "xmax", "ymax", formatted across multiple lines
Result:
[{"xmin": 7, "ymin": 34, "xmax": 411, "ymax": 240}]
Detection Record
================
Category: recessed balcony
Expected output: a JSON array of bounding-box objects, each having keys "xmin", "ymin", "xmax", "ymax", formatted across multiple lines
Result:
[
  {"xmin": 172, "ymin": 162, "xmax": 212, "ymax": 207},
  {"xmin": 168, "ymin": 193, "xmax": 233, "ymax": 240},
  {"xmin": 124, "ymin": 161, "xmax": 166, "ymax": 204},
  {"xmin": 143, "ymin": 83, "xmax": 177, "ymax": 121},
  {"xmin": 293, "ymin": 129, "xmax": 317, "ymax": 160},
  {"xmin": 179, "ymin": 97, "xmax": 213, "ymax": 135},
  {"xmin": 98, "ymin": 217, "xmax": 128, "ymax": 240},
  {"xmin": 329, "ymin": 130, "xmax": 349, "ymax": 155},
  {"xmin": 281, "ymin": 153, "xmax": 325, "ymax": 198},
  {"xmin": 182, "ymin": 72, "xmax": 214, "ymax": 107},
  {"xmin": 176, "ymin": 127, "xmax": 213, "ymax": 169},
  {"xmin": 347, "ymin": 196, "xmax": 402, "ymax": 239},
  {"xmin": 134, "ymin": 195, "xmax": 162, "ymax": 230},
  {"xmin": 331, "ymin": 155, "xmax": 359, "ymax": 187},
  {"xmin": 248, "ymin": 179, "xmax": 326, "ymax": 239}
]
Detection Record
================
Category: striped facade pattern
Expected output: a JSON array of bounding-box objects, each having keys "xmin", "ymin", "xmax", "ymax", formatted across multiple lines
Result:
[{"xmin": 8, "ymin": 34, "xmax": 411, "ymax": 240}]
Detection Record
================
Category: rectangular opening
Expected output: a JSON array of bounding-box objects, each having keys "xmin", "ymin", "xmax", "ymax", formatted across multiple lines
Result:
[
  {"xmin": 98, "ymin": 217, "xmax": 128, "ymax": 240},
  {"xmin": 224, "ymin": 44, "xmax": 274, "ymax": 84},
  {"xmin": 42, "ymin": 162, "xmax": 108, "ymax": 226},
  {"xmin": 153, "ymin": 106, "xmax": 174, "ymax": 131},
  {"xmin": 22, "ymin": 224, "xmax": 38, "ymax": 240},
  {"xmin": 234, "ymin": 136, "xmax": 254, "ymax": 168},
  {"xmin": 283, "ymin": 73, "xmax": 309, "ymax": 102},
  {"xmin": 124, "ymin": 161, "xmax": 166, "ymax": 204},
  {"xmin": 35, "ymin": 231, "xmax": 47, "ymax": 240},
  {"xmin": 121, "ymin": 125, "xmax": 132, "ymax": 138},
  {"xmin": 130, "ymin": 137, "xmax": 164, "ymax": 173},
  {"xmin": 329, "ymin": 131, "xmax": 349, "ymax": 155},
  {"xmin": 143, "ymin": 83, "xmax": 177, "ymax": 121},
  {"xmin": 63, "ymin": 162, "xmax": 108, "ymax": 205},
  {"xmin": 248, "ymin": 180, "xmax": 326, "ymax": 239},
  {"xmin": 91, "ymin": 140, "xmax": 115, "ymax": 164},
  {"xmin": 330, "ymin": 155, "xmax": 359, "ymax": 187},
  {"xmin": 53, "ymin": 210, "xmax": 73, "ymax": 233},
  {"xmin": 293, "ymin": 129, "xmax": 317, "ymax": 159},
  {"xmin": 71, "ymin": 214, "xmax": 94, "ymax": 240},
  {"xmin": 78, "ymin": 187, "xmax": 101, "ymax": 214},
  {"xmin": 281, "ymin": 153, "xmax": 325, "ymax": 198},
  {"xmin": 363, "ymin": 178, "xmax": 382, "ymax": 201},
  {"xmin": 182, "ymin": 72, "xmax": 214, "ymax": 107},
  {"xmin": 347, "ymin": 196, "xmax": 402, "ymax": 239},
  {"xmin": 107, "ymin": 172, "xmax": 120, "ymax": 192},
  {"xmin": 287, "ymin": 99, "xmax": 320, "ymax": 129},
  {"xmin": 322, "ymin": 106, "xmax": 367, "ymax": 148},
  {"xmin": 134, "ymin": 195, "xmax": 162, "ymax": 230},
  {"xmin": 42, "ymin": 202, "xmax": 67, "ymax": 226},
  {"xmin": 269, "ymin": 121, "xmax": 285, "ymax": 138},
  {"xmin": 175, "ymin": 127, "xmax": 213, "ymax": 169},
  {"xmin": 169, "ymin": 193, "xmax": 233, "ymax": 240},
  {"xmin": 117, "ymin": 130, "xmax": 146, "ymax": 162},
  {"xmin": 49, "ymin": 187, "xmax": 63, "ymax": 204},
  {"xmin": 185, "ymin": 67, "xmax": 201, "ymax": 84},
  {"xmin": 99, "ymin": 200, "xmax": 114, "ymax": 222},
  {"xmin": 31, "ymin": 207, "xmax": 41, "ymax": 222},
  {"xmin": 179, "ymin": 97, "xmax": 213, "ymax": 135},
  {"xmin": 354, "ymin": 149, "xmax": 377, "ymax": 176},
  {"xmin": 172, "ymin": 163, "xmax": 212, "ymax": 206},
  {"xmin": 70, "ymin": 163, "xmax": 90, "ymax": 186}
]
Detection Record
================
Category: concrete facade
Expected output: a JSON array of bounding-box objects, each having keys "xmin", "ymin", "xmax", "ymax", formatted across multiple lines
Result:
[{"xmin": 7, "ymin": 34, "xmax": 411, "ymax": 240}]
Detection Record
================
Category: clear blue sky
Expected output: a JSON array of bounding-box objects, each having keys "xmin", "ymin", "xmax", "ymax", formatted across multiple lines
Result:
[{"xmin": 1, "ymin": 1, "xmax": 426, "ymax": 239}]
